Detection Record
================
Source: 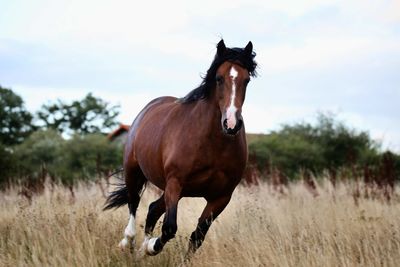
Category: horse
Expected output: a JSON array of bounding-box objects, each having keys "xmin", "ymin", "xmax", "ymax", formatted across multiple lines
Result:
[{"xmin": 104, "ymin": 39, "xmax": 257, "ymax": 257}]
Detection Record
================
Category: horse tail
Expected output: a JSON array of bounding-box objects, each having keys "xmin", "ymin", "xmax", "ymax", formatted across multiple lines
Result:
[
  {"xmin": 103, "ymin": 167, "xmax": 147, "ymax": 211},
  {"xmin": 103, "ymin": 182, "xmax": 129, "ymax": 210}
]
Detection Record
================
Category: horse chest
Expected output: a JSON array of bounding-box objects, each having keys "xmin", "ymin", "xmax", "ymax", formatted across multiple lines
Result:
[
  {"xmin": 179, "ymin": 138, "xmax": 246, "ymax": 172},
  {"xmin": 178, "ymin": 143, "xmax": 246, "ymax": 194}
]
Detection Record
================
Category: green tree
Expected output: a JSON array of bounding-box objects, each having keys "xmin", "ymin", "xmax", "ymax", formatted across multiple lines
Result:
[
  {"xmin": 313, "ymin": 114, "xmax": 376, "ymax": 169},
  {"xmin": 0, "ymin": 86, "xmax": 34, "ymax": 145},
  {"xmin": 250, "ymin": 127, "xmax": 325, "ymax": 178},
  {"xmin": 0, "ymin": 143, "xmax": 17, "ymax": 187},
  {"xmin": 249, "ymin": 113, "xmax": 380, "ymax": 179},
  {"xmin": 55, "ymin": 134, "xmax": 122, "ymax": 185},
  {"xmin": 37, "ymin": 93, "xmax": 120, "ymax": 135},
  {"xmin": 13, "ymin": 129, "xmax": 64, "ymax": 184},
  {"xmin": 11, "ymin": 131, "xmax": 122, "ymax": 187}
]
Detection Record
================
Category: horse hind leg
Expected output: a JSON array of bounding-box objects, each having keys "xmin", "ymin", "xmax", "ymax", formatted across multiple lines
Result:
[
  {"xmin": 119, "ymin": 212, "xmax": 135, "ymax": 249},
  {"xmin": 118, "ymin": 165, "xmax": 147, "ymax": 250}
]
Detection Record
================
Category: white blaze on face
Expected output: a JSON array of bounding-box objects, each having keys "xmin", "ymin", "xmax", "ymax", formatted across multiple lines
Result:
[{"xmin": 226, "ymin": 66, "xmax": 238, "ymax": 129}]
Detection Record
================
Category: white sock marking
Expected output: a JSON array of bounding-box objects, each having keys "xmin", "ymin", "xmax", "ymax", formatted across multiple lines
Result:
[
  {"xmin": 227, "ymin": 66, "xmax": 238, "ymax": 129},
  {"xmin": 146, "ymin": 237, "xmax": 159, "ymax": 255},
  {"xmin": 119, "ymin": 215, "xmax": 135, "ymax": 249},
  {"xmin": 124, "ymin": 215, "xmax": 136, "ymax": 237},
  {"xmin": 119, "ymin": 237, "xmax": 129, "ymax": 248}
]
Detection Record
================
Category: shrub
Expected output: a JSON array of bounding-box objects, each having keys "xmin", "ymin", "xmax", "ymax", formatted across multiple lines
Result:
[
  {"xmin": 249, "ymin": 114, "xmax": 381, "ymax": 180},
  {"xmin": 0, "ymin": 143, "xmax": 17, "ymax": 187},
  {"xmin": 54, "ymin": 134, "xmax": 123, "ymax": 185},
  {"xmin": 13, "ymin": 129, "xmax": 64, "ymax": 185}
]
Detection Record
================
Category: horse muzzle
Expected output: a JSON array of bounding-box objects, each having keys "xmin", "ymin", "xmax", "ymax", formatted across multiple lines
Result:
[{"xmin": 221, "ymin": 113, "xmax": 243, "ymax": 136}]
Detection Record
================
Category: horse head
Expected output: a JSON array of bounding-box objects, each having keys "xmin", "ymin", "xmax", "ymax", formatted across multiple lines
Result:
[{"xmin": 215, "ymin": 40, "xmax": 255, "ymax": 135}]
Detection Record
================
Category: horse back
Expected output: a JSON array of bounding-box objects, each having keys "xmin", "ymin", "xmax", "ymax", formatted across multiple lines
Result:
[{"xmin": 124, "ymin": 96, "xmax": 177, "ymax": 172}]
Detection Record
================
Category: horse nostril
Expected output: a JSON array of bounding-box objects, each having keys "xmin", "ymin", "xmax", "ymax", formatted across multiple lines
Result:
[
  {"xmin": 222, "ymin": 117, "xmax": 243, "ymax": 136},
  {"xmin": 223, "ymin": 119, "xmax": 228, "ymax": 129}
]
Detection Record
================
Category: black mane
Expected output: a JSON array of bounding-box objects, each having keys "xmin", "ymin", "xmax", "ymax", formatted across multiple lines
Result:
[{"xmin": 179, "ymin": 41, "xmax": 257, "ymax": 103}]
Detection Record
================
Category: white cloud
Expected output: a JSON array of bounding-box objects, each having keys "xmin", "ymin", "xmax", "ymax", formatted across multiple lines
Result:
[
  {"xmin": 12, "ymin": 85, "xmax": 89, "ymax": 111},
  {"xmin": 243, "ymin": 103, "xmax": 316, "ymax": 133},
  {"xmin": 2, "ymin": 0, "xmax": 400, "ymax": 152},
  {"xmin": 95, "ymin": 91, "xmax": 161, "ymax": 125},
  {"xmin": 258, "ymin": 36, "xmax": 400, "ymax": 74},
  {"xmin": 1, "ymin": 0, "xmax": 188, "ymax": 42}
]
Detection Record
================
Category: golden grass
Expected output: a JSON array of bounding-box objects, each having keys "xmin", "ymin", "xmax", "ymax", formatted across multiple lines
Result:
[{"xmin": 1, "ymin": 181, "xmax": 400, "ymax": 267}]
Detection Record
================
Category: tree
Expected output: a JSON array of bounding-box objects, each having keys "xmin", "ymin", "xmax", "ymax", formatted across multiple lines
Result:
[
  {"xmin": 249, "ymin": 113, "xmax": 379, "ymax": 179},
  {"xmin": 312, "ymin": 114, "xmax": 376, "ymax": 169},
  {"xmin": 13, "ymin": 129, "xmax": 64, "ymax": 185},
  {"xmin": 0, "ymin": 143, "xmax": 17, "ymax": 187},
  {"xmin": 37, "ymin": 93, "xmax": 120, "ymax": 135},
  {"xmin": 11, "ymin": 131, "xmax": 122, "ymax": 187},
  {"xmin": 0, "ymin": 86, "xmax": 34, "ymax": 145},
  {"xmin": 55, "ymin": 134, "xmax": 123, "ymax": 185}
]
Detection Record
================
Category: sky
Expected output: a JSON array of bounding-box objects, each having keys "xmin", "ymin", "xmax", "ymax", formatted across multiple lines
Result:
[{"xmin": 0, "ymin": 0, "xmax": 399, "ymax": 151}]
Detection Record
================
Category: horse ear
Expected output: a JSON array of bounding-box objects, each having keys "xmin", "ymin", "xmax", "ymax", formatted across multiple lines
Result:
[
  {"xmin": 217, "ymin": 39, "xmax": 226, "ymax": 57},
  {"xmin": 244, "ymin": 41, "xmax": 253, "ymax": 55}
]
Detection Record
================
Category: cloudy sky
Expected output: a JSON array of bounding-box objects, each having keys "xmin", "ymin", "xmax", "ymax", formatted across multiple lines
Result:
[{"xmin": 1, "ymin": 0, "xmax": 399, "ymax": 151}]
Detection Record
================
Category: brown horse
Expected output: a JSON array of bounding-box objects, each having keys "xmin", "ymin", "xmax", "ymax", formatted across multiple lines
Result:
[{"xmin": 104, "ymin": 40, "xmax": 257, "ymax": 256}]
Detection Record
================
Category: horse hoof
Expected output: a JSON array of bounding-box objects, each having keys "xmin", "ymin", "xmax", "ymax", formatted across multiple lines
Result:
[
  {"xmin": 118, "ymin": 238, "xmax": 128, "ymax": 250},
  {"xmin": 118, "ymin": 237, "xmax": 135, "ymax": 251},
  {"xmin": 145, "ymin": 237, "xmax": 162, "ymax": 256}
]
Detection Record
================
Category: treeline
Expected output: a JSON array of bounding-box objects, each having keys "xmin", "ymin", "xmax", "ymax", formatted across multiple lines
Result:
[
  {"xmin": 248, "ymin": 114, "xmax": 400, "ymax": 182},
  {"xmin": 0, "ymin": 85, "xmax": 122, "ymax": 188},
  {"xmin": 1, "ymin": 85, "xmax": 399, "ymax": 190}
]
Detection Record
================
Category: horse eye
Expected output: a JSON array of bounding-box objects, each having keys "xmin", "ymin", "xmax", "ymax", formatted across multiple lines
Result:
[{"xmin": 216, "ymin": 75, "xmax": 224, "ymax": 84}]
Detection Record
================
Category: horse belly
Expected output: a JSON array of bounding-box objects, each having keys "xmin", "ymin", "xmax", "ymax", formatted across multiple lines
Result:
[
  {"xmin": 135, "ymin": 139, "xmax": 166, "ymax": 190},
  {"xmin": 180, "ymin": 168, "xmax": 243, "ymax": 199}
]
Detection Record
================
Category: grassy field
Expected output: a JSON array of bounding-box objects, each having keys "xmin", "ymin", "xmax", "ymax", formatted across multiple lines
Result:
[{"xmin": 1, "ymin": 180, "xmax": 400, "ymax": 267}]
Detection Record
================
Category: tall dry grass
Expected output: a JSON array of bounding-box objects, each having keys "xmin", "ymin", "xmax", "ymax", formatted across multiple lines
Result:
[{"xmin": 1, "ymin": 180, "xmax": 400, "ymax": 267}]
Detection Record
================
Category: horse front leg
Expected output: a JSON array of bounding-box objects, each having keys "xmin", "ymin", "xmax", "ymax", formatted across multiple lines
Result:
[
  {"xmin": 143, "ymin": 178, "xmax": 182, "ymax": 256},
  {"xmin": 187, "ymin": 195, "xmax": 231, "ymax": 255}
]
